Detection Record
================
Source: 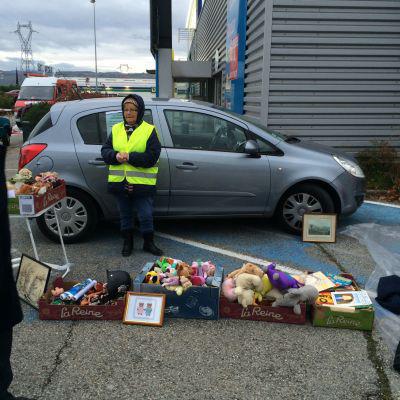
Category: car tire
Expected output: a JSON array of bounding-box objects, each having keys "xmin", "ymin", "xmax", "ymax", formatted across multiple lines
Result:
[
  {"xmin": 36, "ymin": 187, "xmax": 98, "ymax": 243},
  {"xmin": 276, "ymin": 184, "xmax": 335, "ymax": 235}
]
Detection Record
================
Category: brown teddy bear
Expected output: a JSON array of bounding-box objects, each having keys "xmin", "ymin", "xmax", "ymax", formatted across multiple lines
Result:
[{"xmin": 227, "ymin": 262, "xmax": 264, "ymax": 280}]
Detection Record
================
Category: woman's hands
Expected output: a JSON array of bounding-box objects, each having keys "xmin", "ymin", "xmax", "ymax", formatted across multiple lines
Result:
[{"xmin": 116, "ymin": 152, "xmax": 129, "ymax": 163}]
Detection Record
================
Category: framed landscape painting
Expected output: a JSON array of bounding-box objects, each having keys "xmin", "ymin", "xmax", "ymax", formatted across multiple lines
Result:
[{"xmin": 302, "ymin": 213, "xmax": 337, "ymax": 243}]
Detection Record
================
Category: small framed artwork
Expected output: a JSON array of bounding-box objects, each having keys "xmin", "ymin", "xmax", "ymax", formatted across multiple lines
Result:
[
  {"xmin": 123, "ymin": 292, "xmax": 166, "ymax": 327},
  {"xmin": 302, "ymin": 213, "xmax": 337, "ymax": 243},
  {"xmin": 16, "ymin": 254, "xmax": 51, "ymax": 309}
]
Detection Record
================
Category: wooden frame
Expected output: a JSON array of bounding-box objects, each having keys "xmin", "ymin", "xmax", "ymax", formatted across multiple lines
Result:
[
  {"xmin": 302, "ymin": 213, "xmax": 337, "ymax": 243},
  {"xmin": 16, "ymin": 254, "xmax": 51, "ymax": 309},
  {"xmin": 123, "ymin": 292, "xmax": 166, "ymax": 327}
]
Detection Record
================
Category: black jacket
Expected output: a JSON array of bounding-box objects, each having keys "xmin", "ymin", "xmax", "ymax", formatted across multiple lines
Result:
[
  {"xmin": 0, "ymin": 145, "xmax": 23, "ymax": 331},
  {"xmin": 100, "ymin": 123, "xmax": 161, "ymax": 197}
]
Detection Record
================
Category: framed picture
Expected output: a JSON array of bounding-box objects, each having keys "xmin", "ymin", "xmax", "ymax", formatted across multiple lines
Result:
[
  {"xmin": 16, "ymin": 254, "xmax": 51, "ymax": 309},
  {"xmin": 123, "ymin": 292, "xmax": 166, "ymax": 327},
  {"xmin": 302, "ymin": 213, "xmax": 337, "ymax": 243}
]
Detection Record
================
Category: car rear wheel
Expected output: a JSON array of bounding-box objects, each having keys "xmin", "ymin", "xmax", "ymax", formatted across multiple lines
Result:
[
  {"xmin": 37, "ymin": 187, "xmax": 98, "ymax": 243},
  {"xmin": 277, "ymin": 184, "xmax": 335, "ymax": 235}
]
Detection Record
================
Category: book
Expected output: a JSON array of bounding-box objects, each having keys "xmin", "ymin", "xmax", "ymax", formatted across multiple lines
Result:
[
  {"xmin": 305, "ymin": 271, "xmax": 336, "ymax": 292},
  {"xmin": 331, "ymin": 290, "xmax": 372, "ymax": 308},
  {"xmin": 315, "ymin": 292, "xmax": 334, "ymax": 306}
]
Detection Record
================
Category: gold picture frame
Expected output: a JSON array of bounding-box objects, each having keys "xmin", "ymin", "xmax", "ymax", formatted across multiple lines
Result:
[
  {"xmin": 16, "ymin": 254, "xmax": 51, "ymax": 309},
  {"xmin": 302, "ymin": 213, "xmax": 337, "ymax": 243},
  {"xmin": 123, "ymin": 292, "xmax": 166, "ymax": 327}
]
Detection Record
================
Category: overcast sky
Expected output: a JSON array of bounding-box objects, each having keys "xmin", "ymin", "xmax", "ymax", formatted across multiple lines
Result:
[{"xmin": 0, "ymin": 0, "xmax": 192, "ymax": 73}]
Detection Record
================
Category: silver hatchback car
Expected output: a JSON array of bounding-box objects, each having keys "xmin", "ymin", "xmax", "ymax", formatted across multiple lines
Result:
[{"xmin": 20, "ymin": 98, "xmax": 365, "ymax": 243}]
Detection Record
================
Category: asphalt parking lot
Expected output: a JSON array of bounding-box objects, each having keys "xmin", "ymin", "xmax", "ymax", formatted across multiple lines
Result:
[{"xmin": 5, "ymin": 135, "xmax": 400, "ymax": 400}]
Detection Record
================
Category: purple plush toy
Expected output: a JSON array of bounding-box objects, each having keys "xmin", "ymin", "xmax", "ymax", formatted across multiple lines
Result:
[{"xmin": 264, "ymin": 263, "xmax": 299, "ymax": 291}]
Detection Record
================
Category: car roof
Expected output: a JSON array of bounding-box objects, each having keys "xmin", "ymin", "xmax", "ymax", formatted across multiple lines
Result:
[
  {"xmin": 21, "ymin": 77, "xmax": 58, "ymax": 86},
  {"xmin": 53, "ymin": 97, "xmax": 214, "ymax": 113}
]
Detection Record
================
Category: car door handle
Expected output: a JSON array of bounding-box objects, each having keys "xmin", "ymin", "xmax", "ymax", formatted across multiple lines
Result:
[
  {"xmin": 88, "ymin": 158, "xmax": 106, "ymax": 166},
  {"xmin": 176, "ymin": 162, "xmax": 198, "ymax": 170}
]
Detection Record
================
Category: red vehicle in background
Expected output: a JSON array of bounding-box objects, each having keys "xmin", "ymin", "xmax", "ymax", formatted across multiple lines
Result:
[{"xmin": 14, "ymin": 76, "xmax": 80, "ymax": 124}]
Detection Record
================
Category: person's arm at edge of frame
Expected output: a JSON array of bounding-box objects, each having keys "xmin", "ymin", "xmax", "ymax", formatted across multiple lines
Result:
[{"xmin": 127, "ymin": 128, "xmax": 161, "ymax": 168}]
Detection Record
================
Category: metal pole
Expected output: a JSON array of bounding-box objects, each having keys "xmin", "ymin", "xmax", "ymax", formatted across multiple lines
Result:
[{"xmin": 91, "ymin": 0, "xmax": 98, "ymax": 92}]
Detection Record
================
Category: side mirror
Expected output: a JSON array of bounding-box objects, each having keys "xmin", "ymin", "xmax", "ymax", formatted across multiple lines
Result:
[{"xmin": 244, "ymin": 139, "xmax": 260, "ymax": 157}]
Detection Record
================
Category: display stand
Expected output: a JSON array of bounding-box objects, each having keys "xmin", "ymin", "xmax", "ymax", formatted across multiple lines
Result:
[{"xmin": 11, "ymin": 204, "xmax": 72, "ymax": 278}]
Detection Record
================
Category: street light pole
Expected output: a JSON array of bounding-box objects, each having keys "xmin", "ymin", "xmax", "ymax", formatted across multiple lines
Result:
[{"xmin": 90, "ymin": 0, "xmax": 98, "ymax": 92}]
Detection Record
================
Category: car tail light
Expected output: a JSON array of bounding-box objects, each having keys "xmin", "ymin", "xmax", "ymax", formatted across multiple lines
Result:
[{"xmin": 19, "ymin": 144, "xmax": 47, "ymax": 170}]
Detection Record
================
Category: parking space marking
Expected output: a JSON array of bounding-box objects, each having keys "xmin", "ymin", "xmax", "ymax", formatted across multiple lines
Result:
[
  {"xmin": 365, "ymin": 200, "xmax": 400, "ymax": 209},
  {"xmin": 155, "ymin": 231, "xmax": 303, "ymax": 275}
]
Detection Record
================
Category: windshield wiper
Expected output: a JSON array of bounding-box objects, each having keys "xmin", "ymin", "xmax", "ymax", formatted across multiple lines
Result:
[{"xmin": 284, "ymin": 135, "xmax": 300, "ymax": 143}]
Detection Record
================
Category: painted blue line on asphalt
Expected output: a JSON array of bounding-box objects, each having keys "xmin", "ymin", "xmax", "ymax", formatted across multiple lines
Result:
[{"xmin": 342, "ymin": 202, "xmax": 400, "ymax": 226}]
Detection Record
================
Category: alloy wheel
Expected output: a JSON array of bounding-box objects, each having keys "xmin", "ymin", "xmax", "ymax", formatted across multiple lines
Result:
[
  {"xmin": 44, "ymin": 196, "xmax": 88, "ymax": 238},
  {"xmin": 282, "ymin": 192, "xmax": 323, "ymax": 231}
]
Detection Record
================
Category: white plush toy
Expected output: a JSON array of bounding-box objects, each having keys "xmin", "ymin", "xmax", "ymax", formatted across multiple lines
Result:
[
  {"xmin": 234, "ymin": 273, "xmax": 264, "ymax": 308},
  {"xmin": 272, "ymin": 285, "xmax": 319, "ymax": 315}
]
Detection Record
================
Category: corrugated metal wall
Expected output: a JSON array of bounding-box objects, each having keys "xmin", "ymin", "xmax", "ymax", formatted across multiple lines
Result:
[
  {"xmin": 189, "ymin": 0, "xmax": 227, "ymax": 100},
  {"xmin": 266, "ymin": 0, "xmax": 400, "ymax": 155},
  {"xmin": 191, "ymin": 0, "xmax": 400, "ymax": 155}
]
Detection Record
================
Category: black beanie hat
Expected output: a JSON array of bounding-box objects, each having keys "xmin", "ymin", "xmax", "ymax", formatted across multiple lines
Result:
[{"xmin": 121, "ymin": 94, "xmax": 145, "ymax": 126}]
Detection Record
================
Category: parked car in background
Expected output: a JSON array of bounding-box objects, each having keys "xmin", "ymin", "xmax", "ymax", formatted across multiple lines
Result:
[{"xmin": 18, "ymin": 98, "xmax": 365, "ymax": 243}]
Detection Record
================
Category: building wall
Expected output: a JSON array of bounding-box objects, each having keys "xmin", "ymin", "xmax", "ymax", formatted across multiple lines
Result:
[{"xmin": 190, "ymin": 0, "xmax": 400, "ymax": 156}]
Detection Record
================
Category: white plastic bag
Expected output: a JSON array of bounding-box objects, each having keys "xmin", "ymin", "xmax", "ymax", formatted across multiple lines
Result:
[{"xmin": 342, "ymin": 223, "xmax": 400, "ymax": 354}]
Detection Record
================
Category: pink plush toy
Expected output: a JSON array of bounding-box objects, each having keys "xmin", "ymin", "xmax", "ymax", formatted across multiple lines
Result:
[
  {"xmin": 222, "ymin": 278, "xmax": 237, "ymax": 302},
  {"xmin": 191, "ymin": 276, "xmax": 206, "ymax": 286},
  {"xmin": 162, "ymin": 277, "xmax": 180, "ymax": 287},
  {"xmin": 264, "ymin": 263, "xmax": 299, "ymax": 291},
  {"xmin": 201, "ymin": 261, "xmax": 216, "ymax": 277}
]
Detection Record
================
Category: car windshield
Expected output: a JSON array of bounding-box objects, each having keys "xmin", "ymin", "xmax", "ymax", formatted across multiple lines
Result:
[
  {"xmin": 211, "ymin": 105, "xmax": 288, "ymax": 141},
  {"xmin": 18, "ymin": 86, "xmax": 54, "ymax": 101}
]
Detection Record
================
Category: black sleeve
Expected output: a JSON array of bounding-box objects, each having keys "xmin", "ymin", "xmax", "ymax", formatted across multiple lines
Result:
[
  {"xmin": 101, "ymin": 134, "xmax": 119, "ymax": 165},
  {"xmin": 127, "ymin": 129, "xmax": 161, "ymax": 168}
]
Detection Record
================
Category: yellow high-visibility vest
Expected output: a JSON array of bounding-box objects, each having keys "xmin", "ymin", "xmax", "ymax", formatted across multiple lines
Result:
[{"xmin": 108, "ymin": 121, "xmax": 158, "ymax": 186}]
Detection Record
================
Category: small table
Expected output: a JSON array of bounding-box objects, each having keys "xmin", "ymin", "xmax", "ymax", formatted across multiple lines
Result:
[{"xmin": 11, "ymin": 204, "xmax": 72, "ymax": 278}]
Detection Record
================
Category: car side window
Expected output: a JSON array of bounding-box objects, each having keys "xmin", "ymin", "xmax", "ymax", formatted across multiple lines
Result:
[
  {"xmin": 164, "ymin": 110, "xmax": 247, "ymax": 152},
  {"xmin": 77, "ymin": 109, "xmax": 153, "ymax": 145}
]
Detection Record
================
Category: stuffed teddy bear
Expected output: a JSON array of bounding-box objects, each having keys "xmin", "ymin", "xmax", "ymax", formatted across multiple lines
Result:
[
  {"xmin": 227, "ymin": 263, "xmax": 264, "ymax": 280},
  {"xmin": 234, "ymin": 273, "xmax": 264, "ymax": 308},
  {"xmin": 264, "ymin": 263, "xmax": 299, "ymax": 291},
  {"xmin": 222, "ymin": 277, "xmax": 237, "ymax": 302},
  {"xmin": 176, "ymin": 262, "xmax": 192, "ymax": 278},
  {"xmin": 272, "ymin": 285, "xmax": 319, "ymax": 315}
]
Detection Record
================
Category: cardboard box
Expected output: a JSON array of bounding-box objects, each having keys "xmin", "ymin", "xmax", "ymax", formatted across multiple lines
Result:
[
  {"xmin": 39, "ymin": 279, "xmax": 125, "ymax": 321},
  {"xmin": 17, "ymin": 181, "xmax": 66, "ymax": 216},
  {"xmin": 133, "ymin": 262, "xmax": 223, "ymax": 320},
  {"xmin": 219, "ymin": 296, "xmax": 307, "ymax": 324},
  {"xmin": 312, "ymin": 273, "xmax": 374, "ymax": 331}
]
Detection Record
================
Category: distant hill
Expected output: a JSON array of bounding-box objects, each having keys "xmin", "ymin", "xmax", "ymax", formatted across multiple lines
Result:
[{"xmin": 0, "ymin": 70, "xmax": 154, "ymax": 85}]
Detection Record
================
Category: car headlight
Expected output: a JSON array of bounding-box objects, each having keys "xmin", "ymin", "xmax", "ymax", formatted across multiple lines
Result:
[{"xmin": 333, "ymin": 155, "xmax": 365, "ymax": 178}]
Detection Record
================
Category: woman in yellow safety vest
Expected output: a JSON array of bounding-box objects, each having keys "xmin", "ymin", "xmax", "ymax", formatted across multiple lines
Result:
[{"xmin": 101, "ymin": 94, "xmax": 163, "ymax": 257}]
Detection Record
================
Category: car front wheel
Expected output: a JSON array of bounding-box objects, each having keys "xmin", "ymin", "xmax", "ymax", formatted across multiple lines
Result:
[
  {"xmin": 277, "ymin": 184, "xmax": 335, "ymax": 235},
  {"xmin": 36, "ymin": 187, "xmax": 98, "ymax": 243}
]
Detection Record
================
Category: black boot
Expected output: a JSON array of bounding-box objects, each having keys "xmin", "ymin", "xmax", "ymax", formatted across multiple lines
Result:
[
  {"xmin": 121, "ymin": 229, "xmax": 133, "ymax": 257},
  {"xmin": 143, "ymin": 232, "xmax": 163, "ymax": 256}
]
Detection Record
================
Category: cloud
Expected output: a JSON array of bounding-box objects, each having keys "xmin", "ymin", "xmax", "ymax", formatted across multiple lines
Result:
[{"xmin": 0, "ymin": 0, "xmax": 191, "ymax": 72}]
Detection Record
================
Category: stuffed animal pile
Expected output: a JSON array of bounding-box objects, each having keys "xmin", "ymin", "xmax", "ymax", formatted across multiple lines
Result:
[
  {"xmin": 222, "ymin": 262, "xmax": 318, "ymax": 315},
  {"xmin": 9, "ymin": 168, "xmax": 62, "ymax": 196},
  {"xmin": 145, "ymin": 257, "xmax": 216, "ymax": 296}
]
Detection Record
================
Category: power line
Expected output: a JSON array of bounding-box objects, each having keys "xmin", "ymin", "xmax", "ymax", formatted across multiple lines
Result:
[{"xmin": 13, "ymin": 21, "xmax": 38, "ymax": 73}]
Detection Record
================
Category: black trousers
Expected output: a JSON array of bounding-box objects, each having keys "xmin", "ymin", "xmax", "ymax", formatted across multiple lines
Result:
[{"xmin": 0, "ymin": 328, "xmax": 13, "ymax": 398}]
